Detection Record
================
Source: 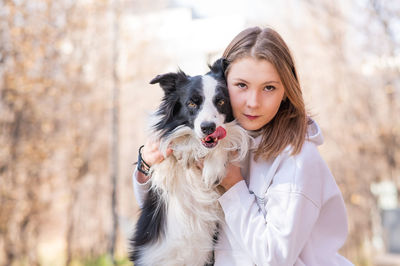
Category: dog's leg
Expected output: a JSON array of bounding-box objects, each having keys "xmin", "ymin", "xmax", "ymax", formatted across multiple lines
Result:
[
  {"xmin": 204, "ymin": 222, "xmax": 220, "ymax": 266},
  {"xmin": 202, "ymin": 150, "xmax": 228, "ymax": 188},
  {"xmin": 129, "ymin": 187, "xmax": 166, "ymax": 264}
]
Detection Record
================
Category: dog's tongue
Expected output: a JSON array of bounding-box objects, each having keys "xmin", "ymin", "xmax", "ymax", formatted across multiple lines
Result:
[{"xmin": 207, "ymin": 126, "xmax": 226, "ymax": 140}]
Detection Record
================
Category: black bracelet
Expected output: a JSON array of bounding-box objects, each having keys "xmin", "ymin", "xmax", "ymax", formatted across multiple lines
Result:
[{"xmin": 137, "ymin": 145, "xmax": 151, "ymax": 176}]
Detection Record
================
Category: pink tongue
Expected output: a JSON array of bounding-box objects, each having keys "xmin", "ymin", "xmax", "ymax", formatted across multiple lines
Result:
[{"xmin": 207, "ymin": 126, "xmax": 226, "ymax": 140}]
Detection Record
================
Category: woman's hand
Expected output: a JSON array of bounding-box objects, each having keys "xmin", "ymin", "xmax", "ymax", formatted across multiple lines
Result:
[
  {"xmin": 220, "ymin": 163, "xmax": 244, "ymax": 192},
  {"xmin": 142, "ymin": 139, "xmax": 173, "ymax": 166},
  {"xmin": 137, "ymin": 139, "xmax": 173, "ymax": 183}
]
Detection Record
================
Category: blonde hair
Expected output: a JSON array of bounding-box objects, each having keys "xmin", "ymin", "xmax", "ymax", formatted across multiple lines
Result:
[{"xmin": 223, "ymin": 27, "xmax": 309, "ymax": 160}]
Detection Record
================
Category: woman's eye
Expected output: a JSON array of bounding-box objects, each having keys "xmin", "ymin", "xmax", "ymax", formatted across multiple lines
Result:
[
  {"xmin": 264, "ymin": 85, "xmax": 276, "ymax": 91},
  {"xmin": 187, "ymin": 101, "xmax": 197, "ymax": 108},
  {"xmin": 217, "ymin": 99, "xmax": 225, "ymax": 106},
  {"xmin": 237, "ymin": 83, "xmax": 247, "ymax": 89}
]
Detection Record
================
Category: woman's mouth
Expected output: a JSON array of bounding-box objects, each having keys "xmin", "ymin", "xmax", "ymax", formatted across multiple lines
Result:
[{"xmin": 244, "ymin": 114, "xmax": 259, "ymax": 120}]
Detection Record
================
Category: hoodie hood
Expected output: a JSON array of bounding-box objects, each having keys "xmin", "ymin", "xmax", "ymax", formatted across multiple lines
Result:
[
  {"xmin": 307, "ymin": 119, "xmax": 324, "ymax": 146},
  {"xmin": 250, "ymin": 119, "xmax": 324, "ymax": 150}
]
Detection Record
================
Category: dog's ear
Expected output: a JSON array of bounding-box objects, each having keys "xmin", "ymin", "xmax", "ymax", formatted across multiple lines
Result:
[
  {"xmin": 150, "ymin": 70, "xmax": 188, "ymax": 94},
  {"xmin": 208, "ymin": 58, "xmax": 229, "ymax": 77}
]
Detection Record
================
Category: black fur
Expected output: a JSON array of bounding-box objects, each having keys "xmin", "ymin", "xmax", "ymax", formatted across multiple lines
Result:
[{"xmin": 129, "ymin": 188, "xmax": 166, "ymax": 263}]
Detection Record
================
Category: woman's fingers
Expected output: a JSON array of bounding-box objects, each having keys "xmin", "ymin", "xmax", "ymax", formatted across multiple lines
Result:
[
  {"xmin": 220, "ymin": 163, "xmax": 243, "ymax": 191},
  {"xmin": 142, "ymin": 139, "xmax": 172, "ymax": 166}
]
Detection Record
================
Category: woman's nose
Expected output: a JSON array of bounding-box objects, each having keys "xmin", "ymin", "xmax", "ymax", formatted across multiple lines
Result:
[{"xmin": 246, "ymin": 90, "xmax": 260, "ymax": 108}]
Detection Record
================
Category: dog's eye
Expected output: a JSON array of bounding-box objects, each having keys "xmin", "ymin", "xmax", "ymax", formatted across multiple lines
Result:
[
  {"xmin": 187, "ymin": 101, "xmax": 197, "ymax": 108},
  {"xmin": 217, "ymin": 99, "xmax": 225, "ymax": 106}
]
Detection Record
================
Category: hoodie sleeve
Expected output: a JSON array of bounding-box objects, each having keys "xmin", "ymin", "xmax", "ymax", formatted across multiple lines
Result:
[
  {"xmin": 218, "ymin": 149, "xmax": 323, "ymax": 266},
  {"xmin": 132, "ymin": 169, "xmax": 151, "ymax": 209},
  {"xmin": 219, "ymin": 180, "xmax": 320, "ymax": 266}
]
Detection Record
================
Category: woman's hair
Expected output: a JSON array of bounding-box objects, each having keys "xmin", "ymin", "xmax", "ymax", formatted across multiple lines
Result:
[{"xmin": 223, "ymin": 26, "xmax": 309, "ymax": 160}]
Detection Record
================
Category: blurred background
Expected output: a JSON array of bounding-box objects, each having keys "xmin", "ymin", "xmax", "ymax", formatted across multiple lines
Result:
[{"xmin": 1, "ymin": 0, "xmax": 399, "ymax": 265}]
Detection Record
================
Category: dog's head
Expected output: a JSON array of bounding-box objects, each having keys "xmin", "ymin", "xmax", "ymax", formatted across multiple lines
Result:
[{"xmin": 150, "ymin": 58, "xmax": 233, "ymax": 148}]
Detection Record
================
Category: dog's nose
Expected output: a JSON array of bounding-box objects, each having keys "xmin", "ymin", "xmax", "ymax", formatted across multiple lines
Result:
[{"xmin": 200, "ymin": 121, "xmax": 216, "ymax": 135}]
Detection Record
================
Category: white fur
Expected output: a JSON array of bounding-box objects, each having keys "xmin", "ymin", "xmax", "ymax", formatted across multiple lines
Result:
[
  {"xmin": 194, "ymin": 76, "xmax": 225, "ymax": 138},
  {"xmin": 138, "ymin": 121, "xmax": 250, "ymax": 266}
]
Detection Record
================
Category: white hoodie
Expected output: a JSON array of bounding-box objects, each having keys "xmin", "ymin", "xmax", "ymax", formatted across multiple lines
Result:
[
  {"xmin": 133, "ymin": 120, "xmax": 353, "ymax": 266},
  {"xmin": 215, "ymin": 120, "xmax": 353, "ymax": 265}
]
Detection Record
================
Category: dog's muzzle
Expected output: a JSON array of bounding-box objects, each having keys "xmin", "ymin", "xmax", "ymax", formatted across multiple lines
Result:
[{"xmin": 201, "ymin": 126, "xmax": 226, "ymax": 148}]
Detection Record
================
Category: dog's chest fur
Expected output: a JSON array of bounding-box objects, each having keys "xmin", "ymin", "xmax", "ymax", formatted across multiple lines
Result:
[
  {"xmin": 144, "ymin": 155, "xmax": 222, "ymax": 266},
  {"xmin": 132, "ymin": 124, "xmax": 249, "ymax": 266}
]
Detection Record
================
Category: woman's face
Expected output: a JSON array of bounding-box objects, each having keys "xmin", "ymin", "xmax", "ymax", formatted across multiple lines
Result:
[{"xmin": 227, "ymin": 57, "xmax": 285, "ymax": 131}]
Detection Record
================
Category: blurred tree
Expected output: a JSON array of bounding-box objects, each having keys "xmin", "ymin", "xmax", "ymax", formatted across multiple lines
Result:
[
  {"xmin": 299, "ymin": 0, "xmax": 400, "ymax": 264},
  {"xmin": 109, "ymin": 0, "xmax": 120, "ymax": 263},
  {"xmin": 0, "ymin": 0, "xmax": 168, "ymax": 264},
  {"xmin": 0, "ymin": 0, "xmax": 110, "ymax": 265},
  {"xmin": 0, "ymin": 1, "xmax": 65, "ymax": 264}
]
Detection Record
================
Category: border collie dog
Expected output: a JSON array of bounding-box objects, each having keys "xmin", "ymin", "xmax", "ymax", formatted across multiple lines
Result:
[{"xmin": 130, "ymin": 59, "xmax": 250, "ymax": 266}]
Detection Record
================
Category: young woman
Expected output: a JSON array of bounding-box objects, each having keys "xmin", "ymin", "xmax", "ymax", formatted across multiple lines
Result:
[{"xmin": 133, "ymin": 27, "xmax": 353, "ymax": 265}]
